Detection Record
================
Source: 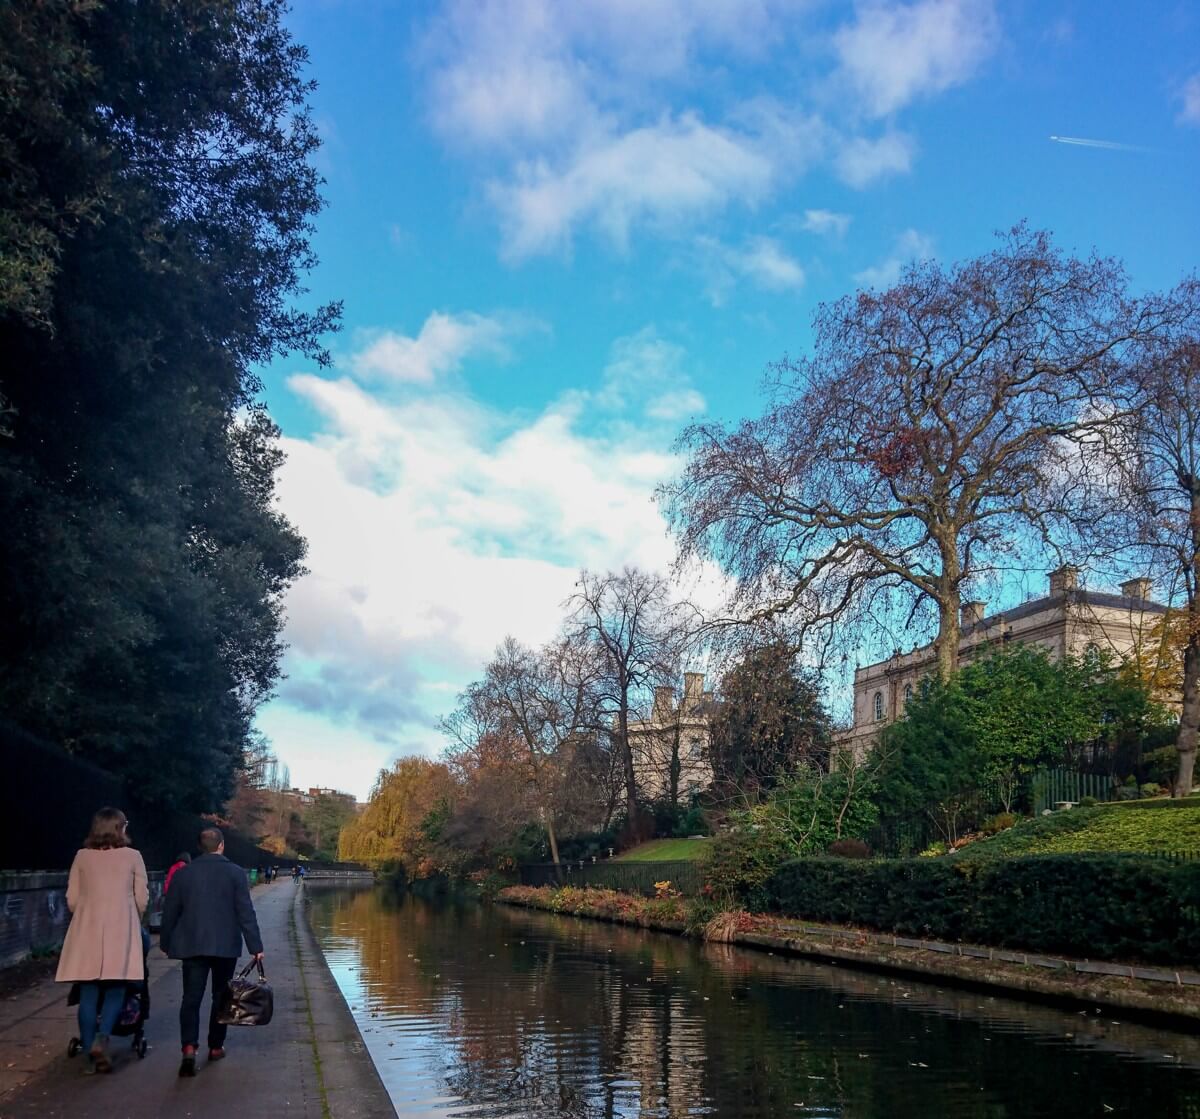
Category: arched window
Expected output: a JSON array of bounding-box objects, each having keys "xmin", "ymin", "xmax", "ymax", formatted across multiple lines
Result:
[
  {"xmin": 903, "ymin": 683, "xmax": 913, "ymax": 708},
  {"xmin": 873, "ymin": 691, "xmax": 884, "ymax": 721},
  {"xmin": 1083, "ymin": 642, "xmax": 1101, "ymax": 669}
]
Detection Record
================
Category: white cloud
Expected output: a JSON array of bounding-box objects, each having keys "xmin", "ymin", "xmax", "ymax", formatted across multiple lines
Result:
[
  {"xmin": 854, "ymin": 228, "xmax": 936, "ymax": 288},
  {"xmin": 801, "ymin": 209, "xmax": 852, "ymax": 236},
  {"xmin": 834, "ymin": 0, "xmax": 999, "ymax": 117},
  {"xmin": 1179, "ymin": 73, "xmax": 1200, "ymax": 126},
  {"xmin": 599, "ymin": 327, "xmax": 707, "ymax": 420},
  {"xmin": 492, "ymin": 114, "xmax": 782, "ymax": 258},
  {"xmin": 694, "ymin": 234, "xmax": 806, "ymax": 305},
  {"xmin": 421, "ymin": 1, "xmax": 996, "ymax": 257},
  {"xmin": 835, "ymin": 131, "xmax": 915, "ymax": 187},
  {"xmin": 267, "ymin": 326, "xmax": 718, "ymax": 793},
  {"xmin": 423, "ymin": 0, "xmax": 783, "ymax": 151},
  {"xmin": 350, "ymin": 311, "xmax": 529, "ymax": 384}
]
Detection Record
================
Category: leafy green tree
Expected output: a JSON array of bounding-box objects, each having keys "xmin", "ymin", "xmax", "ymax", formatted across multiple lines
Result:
[
  {"xmin": 875, "ymin": 646, "xmax": 1172, "ymax": 843},
  {"xmin": 707, "ymin": 642, "xmax": 832, "ymax": 798},
  {"xmin": 0, "ymin": 1, "xmax": 336, "ymax": 810},
  {"xmin": 706, "ymin": 758, "xmax": 877, "ymax": 906},
  {"xmin": 957, "ymin": 647, "xmax": 1101, "ymax": 809}
]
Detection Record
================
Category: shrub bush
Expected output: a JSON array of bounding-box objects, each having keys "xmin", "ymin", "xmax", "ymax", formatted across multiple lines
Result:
[
  {"xmin": 980, "ymin": 813, "xmax": 1016, "ymax": 835},
  {"xmin": 767, "ymin": 854, "xmax": 1200, "ymax": 963},
  {"xmin": 826, "ymin": 838, "xmax": 872, "ymax": 859},
  {"xmin": 1140, "ymin": 782, "xmax": 1163, "ymax": 798},
  {"xmin": 1079, "ymin": 795, "xmax": 1098, "ymax": 808},
  {"xmin": 1144, "ymin": 746, "xmax": 1180, "ymax": 787}
]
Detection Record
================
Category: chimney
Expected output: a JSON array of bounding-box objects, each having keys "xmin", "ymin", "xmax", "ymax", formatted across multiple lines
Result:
[
  {"xmin": 1120, "ymin": 577, "xmax": 1152, "ymax": 602},
  {"xmin": 652, "ymin": 685, "xmax": 674, "ymax": 722},
  {"xmin": 682, "ymin": 672, "xmax": 704, "ymax": 713},
  {"xmin": 1048, "ymin": 565, "xmax": 1079, "ymax": 596},
  {"xmin": 960, "ymin": 601, "xmax": 986, "ymax": 627}
]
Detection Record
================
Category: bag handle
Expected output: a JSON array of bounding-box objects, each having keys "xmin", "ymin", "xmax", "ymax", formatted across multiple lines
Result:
[{"xmin": 237, "ymin": 958, "xmax": 267, "ymax": 981}]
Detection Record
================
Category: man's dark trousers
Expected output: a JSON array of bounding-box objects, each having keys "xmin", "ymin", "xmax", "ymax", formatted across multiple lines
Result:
[{"xmin": 180, "ymin": 956, "xmax": 237, "ymax": 1050}]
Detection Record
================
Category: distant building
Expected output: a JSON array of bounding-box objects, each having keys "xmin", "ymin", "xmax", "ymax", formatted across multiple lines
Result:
[
  {"xmin": 628, "ymin": 672, "xmax": 717, "ymax": 800},
  {"xmin": 839, "ymin": 566, "xmax": 1167, "ymax": 759}
]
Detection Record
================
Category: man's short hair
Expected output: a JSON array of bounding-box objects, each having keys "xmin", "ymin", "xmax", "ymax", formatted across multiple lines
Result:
[{"xmin": 199, "ymin": 826, "xmax": 223, "ymax": 853}]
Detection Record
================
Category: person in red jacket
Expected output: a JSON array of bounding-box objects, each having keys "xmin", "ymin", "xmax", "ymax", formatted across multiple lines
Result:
[{"xmin": 165, "ymin": 852, "xmax": 191, "ymax": 893}]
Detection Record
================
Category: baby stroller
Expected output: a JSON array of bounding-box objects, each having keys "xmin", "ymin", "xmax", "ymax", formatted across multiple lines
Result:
[{"xmin": 66, "ymin": 947, "xmax": 151, "ymax": 1061}]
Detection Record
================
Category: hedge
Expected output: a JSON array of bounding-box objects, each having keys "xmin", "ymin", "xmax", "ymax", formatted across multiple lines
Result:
[{"xmin": 767, "ymin": 854, "xmax": 1200, "ymax": 964}]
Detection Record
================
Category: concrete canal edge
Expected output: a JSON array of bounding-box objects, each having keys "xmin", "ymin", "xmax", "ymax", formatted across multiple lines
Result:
[
  {"xmin": 294, "ymin": 885, "xmax": 398, "ymax": 1119},
  {"xmin": 497, "ymin": 897, "xmax": 1200, "ymax": 1031}
]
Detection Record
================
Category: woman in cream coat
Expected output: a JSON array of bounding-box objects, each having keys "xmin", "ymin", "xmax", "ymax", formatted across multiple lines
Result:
[{"xmin": 56, "ymin": 807, "xmax": 149, "ymax": 1072}]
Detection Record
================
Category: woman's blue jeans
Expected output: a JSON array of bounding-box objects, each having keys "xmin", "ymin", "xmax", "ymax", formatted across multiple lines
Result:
[
  {"xmin": 77, "ymin": 983, "xmax": 124, "ymax": 1052},
  {"xmin": 78, "ymin": 928, "xmax": 149, "ymax": 1053}
]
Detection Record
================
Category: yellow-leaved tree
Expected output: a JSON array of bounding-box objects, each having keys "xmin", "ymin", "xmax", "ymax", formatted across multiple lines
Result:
[{"xmin": 338, "ymin": 757, "xmax": 456, "ymax": 870}]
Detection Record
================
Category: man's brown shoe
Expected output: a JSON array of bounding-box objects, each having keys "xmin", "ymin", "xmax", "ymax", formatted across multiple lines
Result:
[
  {"xmin": 179, "ymin": 1045, "xmax": 197, "ymax": 1077},
  {"xmin": 208, "ymin": 1047, "xmax": 226, "ymax": 1062}
]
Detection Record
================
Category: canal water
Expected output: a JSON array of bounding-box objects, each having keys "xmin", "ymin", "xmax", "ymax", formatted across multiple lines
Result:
[{"xmin": 307, "ymin": 885, "xmax": 1200, "ymax": 1118}]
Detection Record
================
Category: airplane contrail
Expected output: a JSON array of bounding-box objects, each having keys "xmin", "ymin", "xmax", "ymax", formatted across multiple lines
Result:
[{"xmin": 1049, "ymin": 134, "xmax": 1149, "ymax": 152}]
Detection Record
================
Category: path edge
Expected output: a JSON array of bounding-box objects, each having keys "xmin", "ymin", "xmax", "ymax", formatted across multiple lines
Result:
[{"xmin": 292, "ymin": 885, "xmax": 396, "ymax": 1119}]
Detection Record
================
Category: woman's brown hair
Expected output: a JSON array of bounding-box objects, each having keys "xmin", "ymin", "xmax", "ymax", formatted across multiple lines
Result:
[{"xmin": 84, "ymin": 807, "xmax": 130, "ymax": 850}]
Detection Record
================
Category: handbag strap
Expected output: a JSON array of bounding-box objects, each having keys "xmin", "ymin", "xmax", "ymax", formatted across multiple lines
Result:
[{"xmin": 237, "ymin": 958, "xmax": 267, "ymax": 981}]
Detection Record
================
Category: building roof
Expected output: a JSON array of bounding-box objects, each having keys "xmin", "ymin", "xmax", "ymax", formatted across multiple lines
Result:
[{"xmin": 963, "ymin": 589, "xmax": 1166, "ymax": 638}]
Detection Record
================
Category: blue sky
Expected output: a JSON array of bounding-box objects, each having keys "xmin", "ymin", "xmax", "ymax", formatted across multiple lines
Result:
[{"xmin": 255, "ymin": 0, "xmax": 1200, "ymax": 798}]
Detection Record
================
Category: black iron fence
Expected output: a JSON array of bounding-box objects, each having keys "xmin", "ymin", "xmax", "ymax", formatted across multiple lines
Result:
[{"xmin": 519, "ymin": 859, "xmax": 705, "ymax": 897}]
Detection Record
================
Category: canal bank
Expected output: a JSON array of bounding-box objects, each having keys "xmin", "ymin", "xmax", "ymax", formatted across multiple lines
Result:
[
  {"xmin": 306, "ymin": 885, "xmax": 1200, "ymax": 1117},
  {"xmin": 497, "ymin": 887, "xmax": 1200, "ymax": 1030},
  {"xmin": 0, "ymin": 880, "xmax": 394, "ymax": 1118}
]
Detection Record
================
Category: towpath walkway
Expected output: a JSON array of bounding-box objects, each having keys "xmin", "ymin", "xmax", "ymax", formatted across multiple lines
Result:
[{"xmin": 0, "ymin": 879, "xmax": 394, "ymax": 1118}]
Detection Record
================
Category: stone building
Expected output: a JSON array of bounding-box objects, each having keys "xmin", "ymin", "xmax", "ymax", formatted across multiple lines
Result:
[
  {"xmin": 628, "ymin": 672, "xmax": 716, "ymax": 800},
  {"xmin": 839, "ymin": 566, "xmax": 1167, "ymax": 759}
]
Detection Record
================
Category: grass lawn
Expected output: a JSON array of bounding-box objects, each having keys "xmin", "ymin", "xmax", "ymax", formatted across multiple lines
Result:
[
  {"xmin": 615, "ymin": 838, "xmax": 712, "ymax": 862},
  {"xmin": 956, "ymin": 802, "xmax": 1200, "ymax": 860}
]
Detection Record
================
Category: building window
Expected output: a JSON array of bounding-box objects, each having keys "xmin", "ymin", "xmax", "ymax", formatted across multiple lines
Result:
[
  {"xmin": 1083, "ymin": 642, "xmax": 1101, "ymax": 669},
  {"xmin": 873, "ymin": 691, "xmax": 884, "ymax": 721},
  {"xmin": 903, "ymin": 683, "xmax": 913, "ymax": 708}
]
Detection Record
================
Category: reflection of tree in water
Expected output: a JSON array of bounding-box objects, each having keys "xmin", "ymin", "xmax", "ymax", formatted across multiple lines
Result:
[{"xmin": 311, "ymin": 889, "xmax": 1200, "ymax": 1119}]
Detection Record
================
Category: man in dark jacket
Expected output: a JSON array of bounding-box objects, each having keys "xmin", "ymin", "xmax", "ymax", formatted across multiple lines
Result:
[{"xmin": 160, "ymin": 826, "xmax": 264, "ymax": 1077}]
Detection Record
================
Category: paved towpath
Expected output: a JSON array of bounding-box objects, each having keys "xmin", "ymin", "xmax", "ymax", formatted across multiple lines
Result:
[{"xmin": 0, "ymin": 880, "xmax": 394, "ymax": 1119}]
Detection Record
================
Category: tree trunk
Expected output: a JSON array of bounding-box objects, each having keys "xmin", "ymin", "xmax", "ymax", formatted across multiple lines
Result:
[
  {"xmin": 618, "ymin": 702, "xmax": 638, "ymax": 819},
  {"xmin": 935, "ymin": 594, "xmax": 961, "ymax": 680},
  {"xmin": 1176, "ymin": 637, "xmax": 1199, "ymax": 797},
  {"xmin": 934, "ymin": 545, "xmax": 961, "ymax": 680},
  {"xmin": 668, "ymin": 724, "xmax": 681, "ymax": 809},
  {"xmin": 546, "ymin": 813, "xmax": 562, "ymax": 869}
]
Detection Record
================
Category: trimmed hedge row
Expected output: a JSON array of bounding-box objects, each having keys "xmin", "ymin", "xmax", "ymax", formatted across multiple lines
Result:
[{"xmin": 767, "ymin": 854, "xmax": 1200, "ymax": 964}]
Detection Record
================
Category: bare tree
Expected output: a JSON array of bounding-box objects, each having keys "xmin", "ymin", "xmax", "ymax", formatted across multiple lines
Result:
[
  {"xmin": 566, "ymin": 567, "xmax": 690, "ymax": 821},
  {"xmin": 444, "ymin": 635, "xmax": 601, "ymax": 868},
  {"xmin": 1105, "ymin": 280, "xmax": 1200, "ymax": 795},
  {"xmin": 662, "ymin": 226, "xmax": 1154, "ymax": 679}
]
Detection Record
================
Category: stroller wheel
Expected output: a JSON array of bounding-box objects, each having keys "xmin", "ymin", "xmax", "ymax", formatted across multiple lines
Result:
[
  {"xmin": 67, "ymin": 1038, "xmax": 81, "ymax": 1058},
  {"xmin": 137, "ymin": 1038, "xmax": 148, "ymax": 1059}
]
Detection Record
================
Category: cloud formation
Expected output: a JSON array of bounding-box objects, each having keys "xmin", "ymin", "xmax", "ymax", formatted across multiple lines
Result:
[
  {"xmin": 350, "ymin": 311, "xmax": 531, "ymax": 383},
  {"xmin": 270, "ymin": 325, "xmax": 707, "ymax": 776},
  {"xmin": 854, "ymin": 228, "xmax": 936, "ymax": 287},
  {"xmin": 492, "ymin": 114, "xmax": 783, "ymax": 258},
  {"xmin": 694, "ymin": 234, "xmax": 806, "ymax": 305},
  {"xmin": 800, "ymin": 209, "xmax": 852, "ymax": 236},
  {"xmin": 419, "ymin": 0, "xmax": 996, "ymax": 259},
  {"xmin": 1179, "ymin": 73, "xmax": 1200, "ymax": 126},
  {"xmin": 834, "ymin": 0, "xmax": 999, "ymax": 117},
  {"xmin": 835, "ymin": 130, "xmax": 916, "ymax": 187}
]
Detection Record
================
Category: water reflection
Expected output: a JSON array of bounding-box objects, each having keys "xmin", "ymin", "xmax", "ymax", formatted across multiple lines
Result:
[{"xmin": 307, "ymin": 885, "xmax": 1200, "ymax": 1118}]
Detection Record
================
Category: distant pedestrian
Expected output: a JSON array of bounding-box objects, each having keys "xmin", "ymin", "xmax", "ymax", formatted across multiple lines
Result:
[
  {"xmin": 165, "ymin": 851, "xmax": 191, "ymax": 893},
  {"xmin": 56, "ymin": 807, "xmax": 149, "ymax": 1074},
  {"xmin": 160, "ymin": 826, "xmax": 264, "ymax": 1078},
  {"xmin": 292, "ymin": 864, "xmax": 300, "ymax": 882}
]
